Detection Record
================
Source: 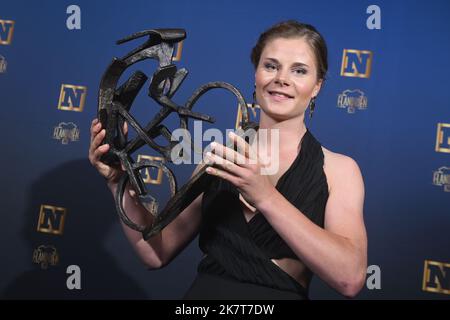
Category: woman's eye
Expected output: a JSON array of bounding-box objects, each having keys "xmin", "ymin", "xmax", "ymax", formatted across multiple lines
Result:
[
  {"xmin": 264, "ymin": 63, "xmax": 277, "ymax": 71},
  {"xmin": 294, "ymin": 68, "xmax": 307, "ymax": 75}
]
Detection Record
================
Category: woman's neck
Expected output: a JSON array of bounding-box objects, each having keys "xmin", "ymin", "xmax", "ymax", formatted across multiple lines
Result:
[{"xmin": 256, "ymin": 113, "xmax": 307, "ymax": 151}]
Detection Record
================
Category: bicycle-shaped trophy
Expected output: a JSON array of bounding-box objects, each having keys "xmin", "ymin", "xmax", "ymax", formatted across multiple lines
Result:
[{"xmin": 98, "ymin": 29, "xmax": 258, "ymax": 240}]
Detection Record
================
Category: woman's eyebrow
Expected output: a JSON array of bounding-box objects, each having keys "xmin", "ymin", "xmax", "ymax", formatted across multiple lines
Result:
[
  {"xmin": 263, "ymin": 58, "xmax": 309, "ymax": 68},
  {"xmin": 292, "ymin": 62, "xmax": 310, "ymax": 68},
  {"xmin": 264, "ymin": 57, "xmax": 280, "ymax": 64}
]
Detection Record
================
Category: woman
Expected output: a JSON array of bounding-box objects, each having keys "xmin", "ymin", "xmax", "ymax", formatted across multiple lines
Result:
[{"xmin": 89, "ymin": 20, "xmax": 367, "ymax": 300}]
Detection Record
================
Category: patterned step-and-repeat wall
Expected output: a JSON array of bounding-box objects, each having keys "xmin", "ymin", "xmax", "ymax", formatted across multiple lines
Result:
[{"xmin": 0, "ymin": 0, "xmax": 449, "ymax": 299}]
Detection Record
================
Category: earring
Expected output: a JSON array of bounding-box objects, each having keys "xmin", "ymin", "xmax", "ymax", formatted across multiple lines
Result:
[
  {"xmin": 252, "ymin": 84, "xmax": 256, "ymax": 109},
  {"xmin": 309, "ymin": 96, "xmax": 316, "ymax": 119}
]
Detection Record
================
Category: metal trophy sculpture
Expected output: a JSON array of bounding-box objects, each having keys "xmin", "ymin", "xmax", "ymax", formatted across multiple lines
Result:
[{"xmin": 97, "ymin": 29, "xmax": 258, "ymax": 240}]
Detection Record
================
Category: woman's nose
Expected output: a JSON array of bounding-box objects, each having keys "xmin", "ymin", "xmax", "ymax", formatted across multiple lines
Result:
[{"xmin": 274, "ymin": 69, "xmax": 290, "ymax": 86}]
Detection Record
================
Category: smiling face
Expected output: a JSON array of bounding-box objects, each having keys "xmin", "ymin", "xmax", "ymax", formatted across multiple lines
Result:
[{"xmin": 255, "ymin": 37, "xmax": 323, "ymax": 122}]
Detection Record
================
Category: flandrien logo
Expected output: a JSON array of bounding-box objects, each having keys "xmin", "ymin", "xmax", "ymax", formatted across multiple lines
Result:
[
  {"xmin": 169, "ymin": 120, "xmax": 280, "ymax": 175},
  {"xmin": 432, "ymin": 167, "xmax": 450, "ymax": 192},
  {"xmin": 337, "ymin": 89, "xmax": 368, "ymax": 113},
  {"xmin": 53, "ymin": 122, "xmax": 80, "ymax": 144},
  {"xmin": 0, "ymin": 54, "xmax": 7, "ymax": 73},
  {"xmin": 32, "ymin": 245, "xmax": 59, "ymax": 269}
]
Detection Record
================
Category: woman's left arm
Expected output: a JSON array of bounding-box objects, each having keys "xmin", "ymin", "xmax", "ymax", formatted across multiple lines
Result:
[
  {"xmin": 205, "ymin": 132, "xmax": 367, "ymax": 298},
  {"xmin": 257, "ymin": 153, "xmax": 367, "ymax": 298}
]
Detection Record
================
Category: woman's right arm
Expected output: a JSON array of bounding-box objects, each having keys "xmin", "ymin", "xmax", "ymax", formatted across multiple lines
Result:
[{"xmin": 89, "ymin": 118, "xmax": 204, "ymax": 269}]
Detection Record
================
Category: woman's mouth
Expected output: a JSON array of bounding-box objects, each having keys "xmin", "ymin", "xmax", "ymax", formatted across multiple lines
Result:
[{"xmin": 267, "ymin": 90, "xmax": 294, "ymax": 101}]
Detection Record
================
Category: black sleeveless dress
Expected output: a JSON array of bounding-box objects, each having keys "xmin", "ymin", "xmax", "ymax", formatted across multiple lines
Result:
[{"xmin": 184, "ymin": 129, "xmax": 329, "ymax": 300}]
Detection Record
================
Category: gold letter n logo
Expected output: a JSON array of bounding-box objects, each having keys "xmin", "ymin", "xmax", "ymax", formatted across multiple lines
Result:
[
  {"xmin": 436, "ymin": 123, "xmax": 450, "ymax": 153},
  {"xmin": 58, "ymin": 84, "xmax": 87, "ymax": 112},
  {"xmin": 0, "ymin": 19, "xmax": 15, "ymax": 45},
  {"xmin": 37, "ymin": 205, "xmax": 67, "ymax": 236},
  {"xmin": 340, "ymin": 49, "xmax": 373, "ymax": 78},
  {"xmin": 422, "ymin": 260, "xmax": 450, "ymax": 295}
]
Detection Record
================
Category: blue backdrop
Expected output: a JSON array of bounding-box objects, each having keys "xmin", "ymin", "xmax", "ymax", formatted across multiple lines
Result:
[{"xmin": 1, "ymin": 0, "xmax": 449, "ymax": 299}]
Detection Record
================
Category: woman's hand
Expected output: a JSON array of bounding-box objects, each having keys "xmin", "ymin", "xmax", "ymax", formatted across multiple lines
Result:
[
  {"xmin": 204, "ymin": 131, "xmax": 276, "ymax": 208},
  {"xmin": 88, "ymin": 118, "xmax": 127, "ymax": 185}
]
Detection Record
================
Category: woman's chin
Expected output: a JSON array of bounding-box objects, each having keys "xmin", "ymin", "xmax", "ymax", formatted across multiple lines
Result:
[{"xmin": 263, "ymin": 111, "xmax": 290, "ymax": 122}]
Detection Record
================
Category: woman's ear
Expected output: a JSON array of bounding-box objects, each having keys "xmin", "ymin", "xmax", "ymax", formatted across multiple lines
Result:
[{"xmin": 312, "ymin": 79, "xmax": 323, "ymax": 97}]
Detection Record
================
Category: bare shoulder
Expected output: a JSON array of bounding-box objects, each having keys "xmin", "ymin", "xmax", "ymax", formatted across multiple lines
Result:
[
  {"xmin": 321, "ymin": 146, "xmax": 361, "ymax": 170},
  {"xmin": 321, "ymin": 147, "xmax": 364, "ymax": 193}
]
